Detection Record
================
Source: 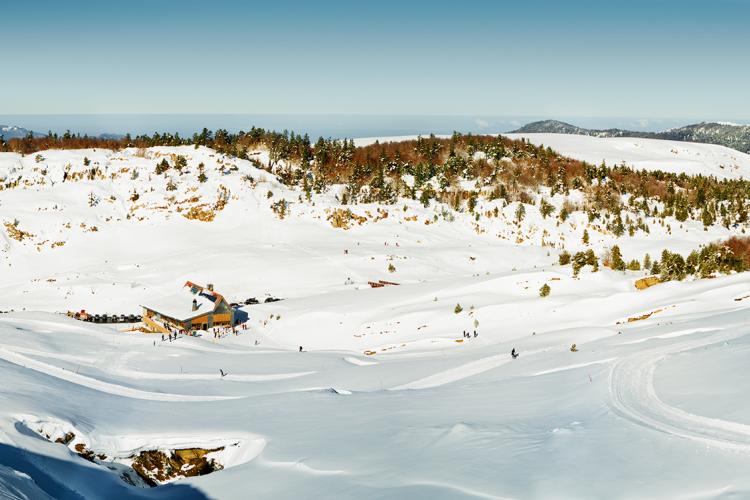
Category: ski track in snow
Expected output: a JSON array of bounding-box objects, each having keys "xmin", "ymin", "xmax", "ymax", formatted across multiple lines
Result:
[
  {"xmin": 609, "ymin": 328, "xmax": 750, "ymax": 451},
  {"xmin": 531, "ymin": 358, "xmax": 616, "ymax": 376},
  {"xmin": 0, "ymin": 348, "xmax": 238, "ymax": 402},
  {"xmin": 617, "ymin": 327, "xmax": 718, "ymax": 345},
  {"xmin": 107, "ymin": 351, "xmax": 316, "ymax": 381},
  {"xmin": 391, "ymin": 348, "xmax": 547, "ymax": 390},
  {"xmin": 343, "ymin": 356, "xmax": 378, "ymax": 366},
  {"xmin": 113, "ymin": 366, "xmax": 316, "ymax": 382}
]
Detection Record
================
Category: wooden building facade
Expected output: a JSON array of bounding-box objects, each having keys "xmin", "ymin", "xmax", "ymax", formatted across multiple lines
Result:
[{"xmin": 141, "ymin": 281, "xmax": 234, "ymax": 333}]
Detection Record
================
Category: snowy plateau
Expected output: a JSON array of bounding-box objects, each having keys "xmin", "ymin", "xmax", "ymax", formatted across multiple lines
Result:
[{"xmin": 2, "ymin": 135, "xmax": 750, "ymax": 499}]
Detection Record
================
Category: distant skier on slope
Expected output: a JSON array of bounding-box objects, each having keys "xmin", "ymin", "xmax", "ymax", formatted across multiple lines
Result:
[{"xmin": 511, "ymin": 348, "xmax": 518, "ymax": 359}]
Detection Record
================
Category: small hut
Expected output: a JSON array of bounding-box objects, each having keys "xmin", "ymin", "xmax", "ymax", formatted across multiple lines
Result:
[{"xmin": 141, "ymin": 281, "xmax": 234, "ymax": 333}]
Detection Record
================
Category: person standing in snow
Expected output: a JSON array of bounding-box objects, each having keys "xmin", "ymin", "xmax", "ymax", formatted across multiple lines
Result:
[
  {"xmin": 473, "ymin": 330, "xmax": 478, "ymax": 338},
  {"xmin": 299, "ymin": 346, "xmax": 303, "ymax": 352},
  {"xmin": 511, "ymin": 348, "xmax": 518, "ymax": 359}
]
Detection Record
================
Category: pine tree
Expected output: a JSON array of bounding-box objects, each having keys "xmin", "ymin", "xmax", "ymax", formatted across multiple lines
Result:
[
  {"xmin": 584, "ymin": 249, "xmax": 597, "ymax": 267},
  {"xmin": 155, "ymin": 158, "xmax": 170, "ymax": 175},
  {"xmin": 701, "ymin": 206, "xmax": 715, "ymax": 228},
  {"xmin": 610, "ymin": 245, "xmax": 625, "ymax": 271},
  {"xmin": 660, "ymin": 250, "xmax": 686, "ymax": 281},
  {"xmin": 197, "ymin": 162, "xmax": 207, "ymax": 183},
  {"xmin": 174, "ymin": 155, "xmax": 188, "ymax": 172},
  {"xmin": 558, "ymin": 206, "xmax": 569, "ymax": 222},
  {"xmin": 572, "ymin": 251, "xmax": 588, "ymax": 277},
  {"xmin": 558, "ymin": 250, "xmax": 571, "ymax": 265},
  {"xmin": 539, "ymin": 283, "xmax": 551, "ymax": 297},
  {"xmin": 539, "ymin": 198, "xmax": 554, "ymax": 218},
  {"xmin": 582, "ymin": 229, "xmax": 589, "ymax": 245}
]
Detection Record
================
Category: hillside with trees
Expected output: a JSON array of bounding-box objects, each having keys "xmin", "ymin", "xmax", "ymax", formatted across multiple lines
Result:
[{"xmin": 512, "ymin": 120, "xmax": 750, "ymax": 154}]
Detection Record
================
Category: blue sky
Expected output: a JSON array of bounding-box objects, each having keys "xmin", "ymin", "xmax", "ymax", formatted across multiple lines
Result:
[{"xmin": 1, "ymin": 0, "xmax": 748, "ymax": 120}]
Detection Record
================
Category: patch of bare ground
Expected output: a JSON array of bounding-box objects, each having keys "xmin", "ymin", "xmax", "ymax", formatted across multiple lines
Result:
[{"xmin": 131, "ymin": 447, "xmax": 224, "ymax": 486}]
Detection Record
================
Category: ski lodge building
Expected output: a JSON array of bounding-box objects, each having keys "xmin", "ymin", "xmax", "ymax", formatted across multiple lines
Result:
[{"xmin": 141, "ymin": 281, "xmax": 234, "ymax": 333}]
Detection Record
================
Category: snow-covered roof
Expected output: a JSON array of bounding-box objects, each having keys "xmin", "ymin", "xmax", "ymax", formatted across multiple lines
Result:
[{"xmin": 141, "ymin": 283, "xmax": 222, "ymax": 321}]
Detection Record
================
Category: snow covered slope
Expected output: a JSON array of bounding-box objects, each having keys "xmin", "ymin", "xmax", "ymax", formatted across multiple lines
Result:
[
  {"xmin": 3, "ymin": 144, "xmax": 741, "ymax": 315},
  {"xmin": 2, "ymin": 139, "xmax": 750, "ymax": 498},
  {"xmin": 506, "ymin": 133, "xmax": 750, "ymax": 179},
  {"xmin": 2, "ymin": 271, "xmax": 750, "ymax": 499}
]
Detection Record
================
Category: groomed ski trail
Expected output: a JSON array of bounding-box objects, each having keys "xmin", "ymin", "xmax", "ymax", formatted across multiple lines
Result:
[{"xmin": 609, "ymin": 328, "xmax": 750, "ymax": 451}]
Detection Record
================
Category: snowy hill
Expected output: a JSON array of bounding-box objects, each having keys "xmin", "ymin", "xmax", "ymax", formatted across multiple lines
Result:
[
  {"xmin": 2, "ymin": 138, "xmax": 750, "ymax": 498},
  {"xmin": 511, "ymin": 119, "xmax": 750, "ymax": 154},
  {"xmin": 506, "ymin": 132, "xmax": 750, "ymax": 179}
]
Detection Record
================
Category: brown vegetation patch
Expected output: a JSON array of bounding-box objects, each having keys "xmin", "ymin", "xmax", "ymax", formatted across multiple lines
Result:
[
  {"xmin": 4, "ymin": 221, "xmax": 35, "ymax": 241},
  {"xmin": 625, "ymin": 308, "xmax": 664, "ymax": 323},
  {"xmin": 327, "ymin": 208, "xmax": 367, "ymax": 229},
  {"xmin": 723, "ymin": 236, "xmax": 750, "ymax": 269},
  {"xmin": 74, "ymin": 443, "xmax": 96, "ymax": 462},
  {"xmin": 131, "ymin": 447, "xmax": 224, "ymax": 487},
  {"xmin": 183, "ymin": 205, "xmax": 216, "ymax": 222},
  {"xmin": 634, "ymin": 276, "xmax": 661, "ymax": 290},
  {"xmin": 55, "ymin": 432, "xmax": 75, "ymax": 445}
]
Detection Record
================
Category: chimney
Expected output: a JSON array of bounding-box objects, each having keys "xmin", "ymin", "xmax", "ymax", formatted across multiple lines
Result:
[
  {"xmin": 207, "ymin": 283, "xmax": 214, "ymax": 291},
  {"xmin": 192, "ymin": 298, "xmax": 198, "ymax": 311}
]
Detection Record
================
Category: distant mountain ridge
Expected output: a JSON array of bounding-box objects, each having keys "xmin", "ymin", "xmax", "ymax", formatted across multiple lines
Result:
[
  {"xmin": 0, "ymin": 125, "xmax": 36, "ymax": 140},
  {"xmin": 0, "ymin": 125, "xmax": 123, "ymax": 141},
  {"xmin": 510, "ymin": 120, "xmax": 750, "ymax": 154}
]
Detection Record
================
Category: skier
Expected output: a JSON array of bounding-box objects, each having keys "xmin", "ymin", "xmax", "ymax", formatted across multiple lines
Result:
[
  {"xmin": 473, "ymin": 330, "xmax": 478, "ymax": 338},
  {"xmin": 220, "ymin": 369, "xmax": 227, "ymax": 378},
  {"xmin": 299, "ymin": 346, "xmax": 303, "ymax": 352},
  {"xmin": 511, "ymin": 348, "xmax": 518, "ymax": 359},
  {"xmin": 161, "ymin": 334, "xmax": 165, "ymax": 342}
]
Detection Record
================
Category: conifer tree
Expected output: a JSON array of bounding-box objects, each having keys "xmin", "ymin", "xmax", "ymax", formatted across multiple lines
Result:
[
  {"xmin": 559, "ymin": 250, "xmax": 571, "ymax": 265},
  {"xmin": 539, "ymin": 198, "xmax": 554, "ymax": 218},
  {"xmin": 610, "ymin": 245, "xmax": 626, "ymax": 271}
]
